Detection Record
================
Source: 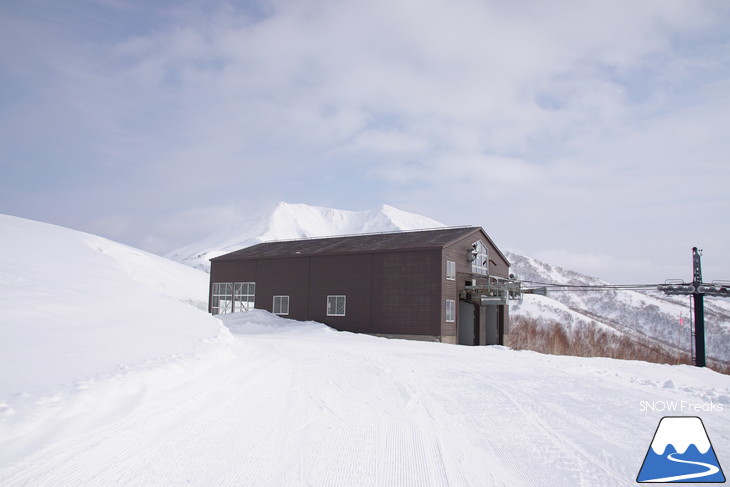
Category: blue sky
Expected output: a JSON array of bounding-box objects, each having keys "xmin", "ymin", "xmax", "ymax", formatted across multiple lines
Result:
[{"xmin": 1, "ymin": 0, "xmax": 729, "ymax": 284}]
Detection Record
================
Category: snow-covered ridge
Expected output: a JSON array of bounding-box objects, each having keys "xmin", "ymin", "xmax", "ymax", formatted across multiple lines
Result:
[
  {"xmin": 166, "ymin": 202, "xmax": 445, "ymax": 272},
  {"xmin": 0, "ymin": 214, "xmax": 230, "ymax": 404},
  {"xmin": 508, "ymin": 250, "xmax": 730, "ymax": 363}
]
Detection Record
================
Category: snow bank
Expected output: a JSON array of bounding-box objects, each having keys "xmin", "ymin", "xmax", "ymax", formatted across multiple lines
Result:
[
  {"xmin": 0, "ymin": 214, "xmax": 234, "ymax": 409},
  {"xmin": 221, "ymin": 309, "xmax": 333, "ymax": 335}
]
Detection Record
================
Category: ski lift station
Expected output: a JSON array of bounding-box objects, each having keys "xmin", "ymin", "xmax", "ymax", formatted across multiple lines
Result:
[{"xmin": 209, "ymin": 227, "xmax": 519, "ymax": 345}]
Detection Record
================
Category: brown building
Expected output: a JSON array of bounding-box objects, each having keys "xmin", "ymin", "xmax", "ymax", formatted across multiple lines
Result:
[{"xmin": 209, "ymin": 227, "xmax": 517, "ymax": 345}]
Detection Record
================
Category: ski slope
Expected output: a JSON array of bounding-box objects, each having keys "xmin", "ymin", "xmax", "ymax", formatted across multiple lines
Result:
[{"xmin": 2, "ymin": 311, "xmax": 729, "ymax": 486}]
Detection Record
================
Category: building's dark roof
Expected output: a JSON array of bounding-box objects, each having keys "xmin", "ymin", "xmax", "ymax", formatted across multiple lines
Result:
[{"xmin": 211, "ymin": 226, "xmax": 509, "ymax": 264}]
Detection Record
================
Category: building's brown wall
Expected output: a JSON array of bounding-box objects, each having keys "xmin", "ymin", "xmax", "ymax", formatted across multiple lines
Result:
[
  {"xmin": 442, "ymin": 229, "xmax": 509, "ymax": 280},
  {"xmin": 209, "ymin": 228, "xmax": 506, "ymax": 342},
  {"xmin": 441, "ymin": 229, "xmax": 511, "ymax": 342},
  {"xmin": 441, "ymin": 231, "xmax": 480, "ymax": 338},
  {"xmin": 440, "ymin": 247, "xmax": 459, "ymax": 338},
  {"xmin": 255, "ymin": 257, "xmax": 311, "ymax": 318},
  {"xmin": 212, "ymin": 250, "xmax": 442, "ymax": 336},
  {"xmin": 371, "ymin": 249, "xmax": 442, "ymax": 336},
  {"xmin": 210, "ymin": 260, "xmax": 257, "ymax": 282},
  {"xmin": 308, "ymin": 254, "xmax": 373, "ymax": 333}
]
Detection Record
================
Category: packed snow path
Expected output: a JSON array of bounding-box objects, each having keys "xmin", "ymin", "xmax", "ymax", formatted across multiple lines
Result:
[{"xmin": 2, "ymin": 312, "xmax": 729, "ymax": 486}]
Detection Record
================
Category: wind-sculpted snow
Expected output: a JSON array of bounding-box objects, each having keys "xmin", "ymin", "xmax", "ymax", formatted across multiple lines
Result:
[{"xmin": 0, "ymin": 214, "xmax": 230, "ymax": 407}]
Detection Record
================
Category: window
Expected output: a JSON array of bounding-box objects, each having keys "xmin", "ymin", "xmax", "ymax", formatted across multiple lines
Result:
[
  {"xmin": 273, "ymin": 295, "xmax": 289, "ymax": 315},
  {"xmin": 234, "ymin": 282, "xmax": 256, "ymax": 312},
  {"xmin": 212, "ymin": 282, "xmax": 255, "ymax": 315},
  {"xmin": 211, "ymin": 282, "xmax": 233, "ymax": 315},
  {"xmin": 471, "ymin": 241, "xmax": 489, "ymax": 276},
  {"xmin": 446, "ymin": 299, "xmax": 456, "ymax": 322},
  {"xmin": 446, "ymin": 260, "xmax": 456, "ymax": 280},
  {"xmin": 327, "ymin": 295, "xmax": 346, "ymax": 316}
]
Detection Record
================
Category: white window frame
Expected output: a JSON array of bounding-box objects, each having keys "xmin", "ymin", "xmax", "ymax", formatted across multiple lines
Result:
[
  {"xmin": 211, "ymin": 282, "xmax": 233, "ymax": 315},
  {"xmin": 233, "ymin": 282, "xmax": 256, "ymax": 312},
  {"xmin": 273, "ymin": 295, "xmax": 289, "ymax": 315},
  {"xmin": 327, "ymin": 295, "xmax": 346, "ymax": 316},
  {"xmin": 471, "ymin": 241, "xmax": 489, "ymax": 276},
  {"xmin": 446, "ymin": 260, "xmax": 456, "ymax": 281},
  {"xmin": 446, "ymin": 299, "xmax": 456, "ymax": 323}
]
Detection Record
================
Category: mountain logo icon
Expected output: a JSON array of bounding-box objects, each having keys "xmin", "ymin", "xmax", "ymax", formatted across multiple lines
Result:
[{"xmin": 637, "ymin": 416, "xmax": 726, "ymax": 483}]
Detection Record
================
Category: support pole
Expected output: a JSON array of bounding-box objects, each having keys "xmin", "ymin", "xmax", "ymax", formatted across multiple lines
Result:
[{"xmin": 692, "ymin": 247, "xmax": 706, "ymax": 367}]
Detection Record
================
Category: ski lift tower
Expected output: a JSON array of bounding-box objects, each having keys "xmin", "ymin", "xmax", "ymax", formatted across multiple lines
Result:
[{"xmin": 658, "ymin": 247, "xmax": 730, "ymax": 367}]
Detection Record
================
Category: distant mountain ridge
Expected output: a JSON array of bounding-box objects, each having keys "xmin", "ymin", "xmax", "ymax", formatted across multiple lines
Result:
[
  {"xmin": 168, "ymin": 202, "xmax": 730, "ymax": 365},
  {"xmin": 166, "ymin": 202, "xmax": 445, "ymax": 272},
  {"xmin": 507, "ymin": 252, "xmax": 730, "ymax": 365}
]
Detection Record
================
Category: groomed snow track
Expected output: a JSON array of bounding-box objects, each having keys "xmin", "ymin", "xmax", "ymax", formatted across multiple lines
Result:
[{"xmin": 2, "ymin": 312, "xmax": 729, "ymax": 486}]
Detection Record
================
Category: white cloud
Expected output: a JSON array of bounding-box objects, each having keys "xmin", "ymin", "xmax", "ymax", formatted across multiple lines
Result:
[{"xmin": 1, "ymin": 0, "xmax": 728, "ymax": 283}]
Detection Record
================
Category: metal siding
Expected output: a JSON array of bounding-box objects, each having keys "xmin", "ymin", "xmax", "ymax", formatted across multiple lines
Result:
[
  {"xmin": 371, "ymin": 249, "xmax": 441, "ymax": 336},
  {"xmin": 440, "ymin": 247, "xmax": 459, "ymax": 337},
  {"xmin": 208, "ymin": 227, "xmax": 509, "ymax": 342},
  {"xmin": 255, "ymin": 258, "xmax": 310, "ymax": 319},
  {"xmin": 308, "ymin": 254, "xmax": 372, "ymax": 332},
  {"xmin": 442, "ymin": 229, "xmax": 511, "ymax": 343},
  {"xmin": 443, "ymin": 229, "xmax": 510, "ymax": 280},
  {"xmin": 442, "ymin": 237, "xmax": 474, "ymax": 337},
  {"xmin": 210, "ymin": 260, "xmax": 257, "ymax": 282}
]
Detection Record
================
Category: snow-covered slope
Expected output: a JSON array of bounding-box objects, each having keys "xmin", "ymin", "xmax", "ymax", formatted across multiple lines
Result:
[
  {"xmin": 507, "ymin": 252, "xmax": 730, "ymax": 364},
  {"xmin": 166, "ymin": 202, "xmax": 445, "ymax": 271},
  {"xmin": 0, "ymin": 214, "xmax": 232, "ymax": 409}
]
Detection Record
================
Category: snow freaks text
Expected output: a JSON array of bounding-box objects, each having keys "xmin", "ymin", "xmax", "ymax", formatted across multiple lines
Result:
[{"xmin": 639, "ymin": 401, "xmax": 725, "ymax": 413}]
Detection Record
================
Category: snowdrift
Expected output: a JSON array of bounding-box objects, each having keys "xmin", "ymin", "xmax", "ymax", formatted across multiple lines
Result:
[
  {"xmin": 0, "ymin": 214, "xmax": 233, "ymax": 410},
  {"xmin": 223, "ymin": 309, "xmax": 334, "ymax": 335}
]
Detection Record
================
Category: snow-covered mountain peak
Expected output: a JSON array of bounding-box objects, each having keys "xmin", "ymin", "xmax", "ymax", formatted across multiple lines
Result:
[{"xmin": 166, "ymin": 202, "xmax": 445, "ymax": 272}]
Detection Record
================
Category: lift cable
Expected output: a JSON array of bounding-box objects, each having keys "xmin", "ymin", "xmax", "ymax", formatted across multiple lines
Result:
[
  {"xmin": 520, "ymin": 248, "xmax": 728, "ymax": 367},
  {"xmin": 520, "ymin": 280, "xmax": 662, "ymax": 292}
]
